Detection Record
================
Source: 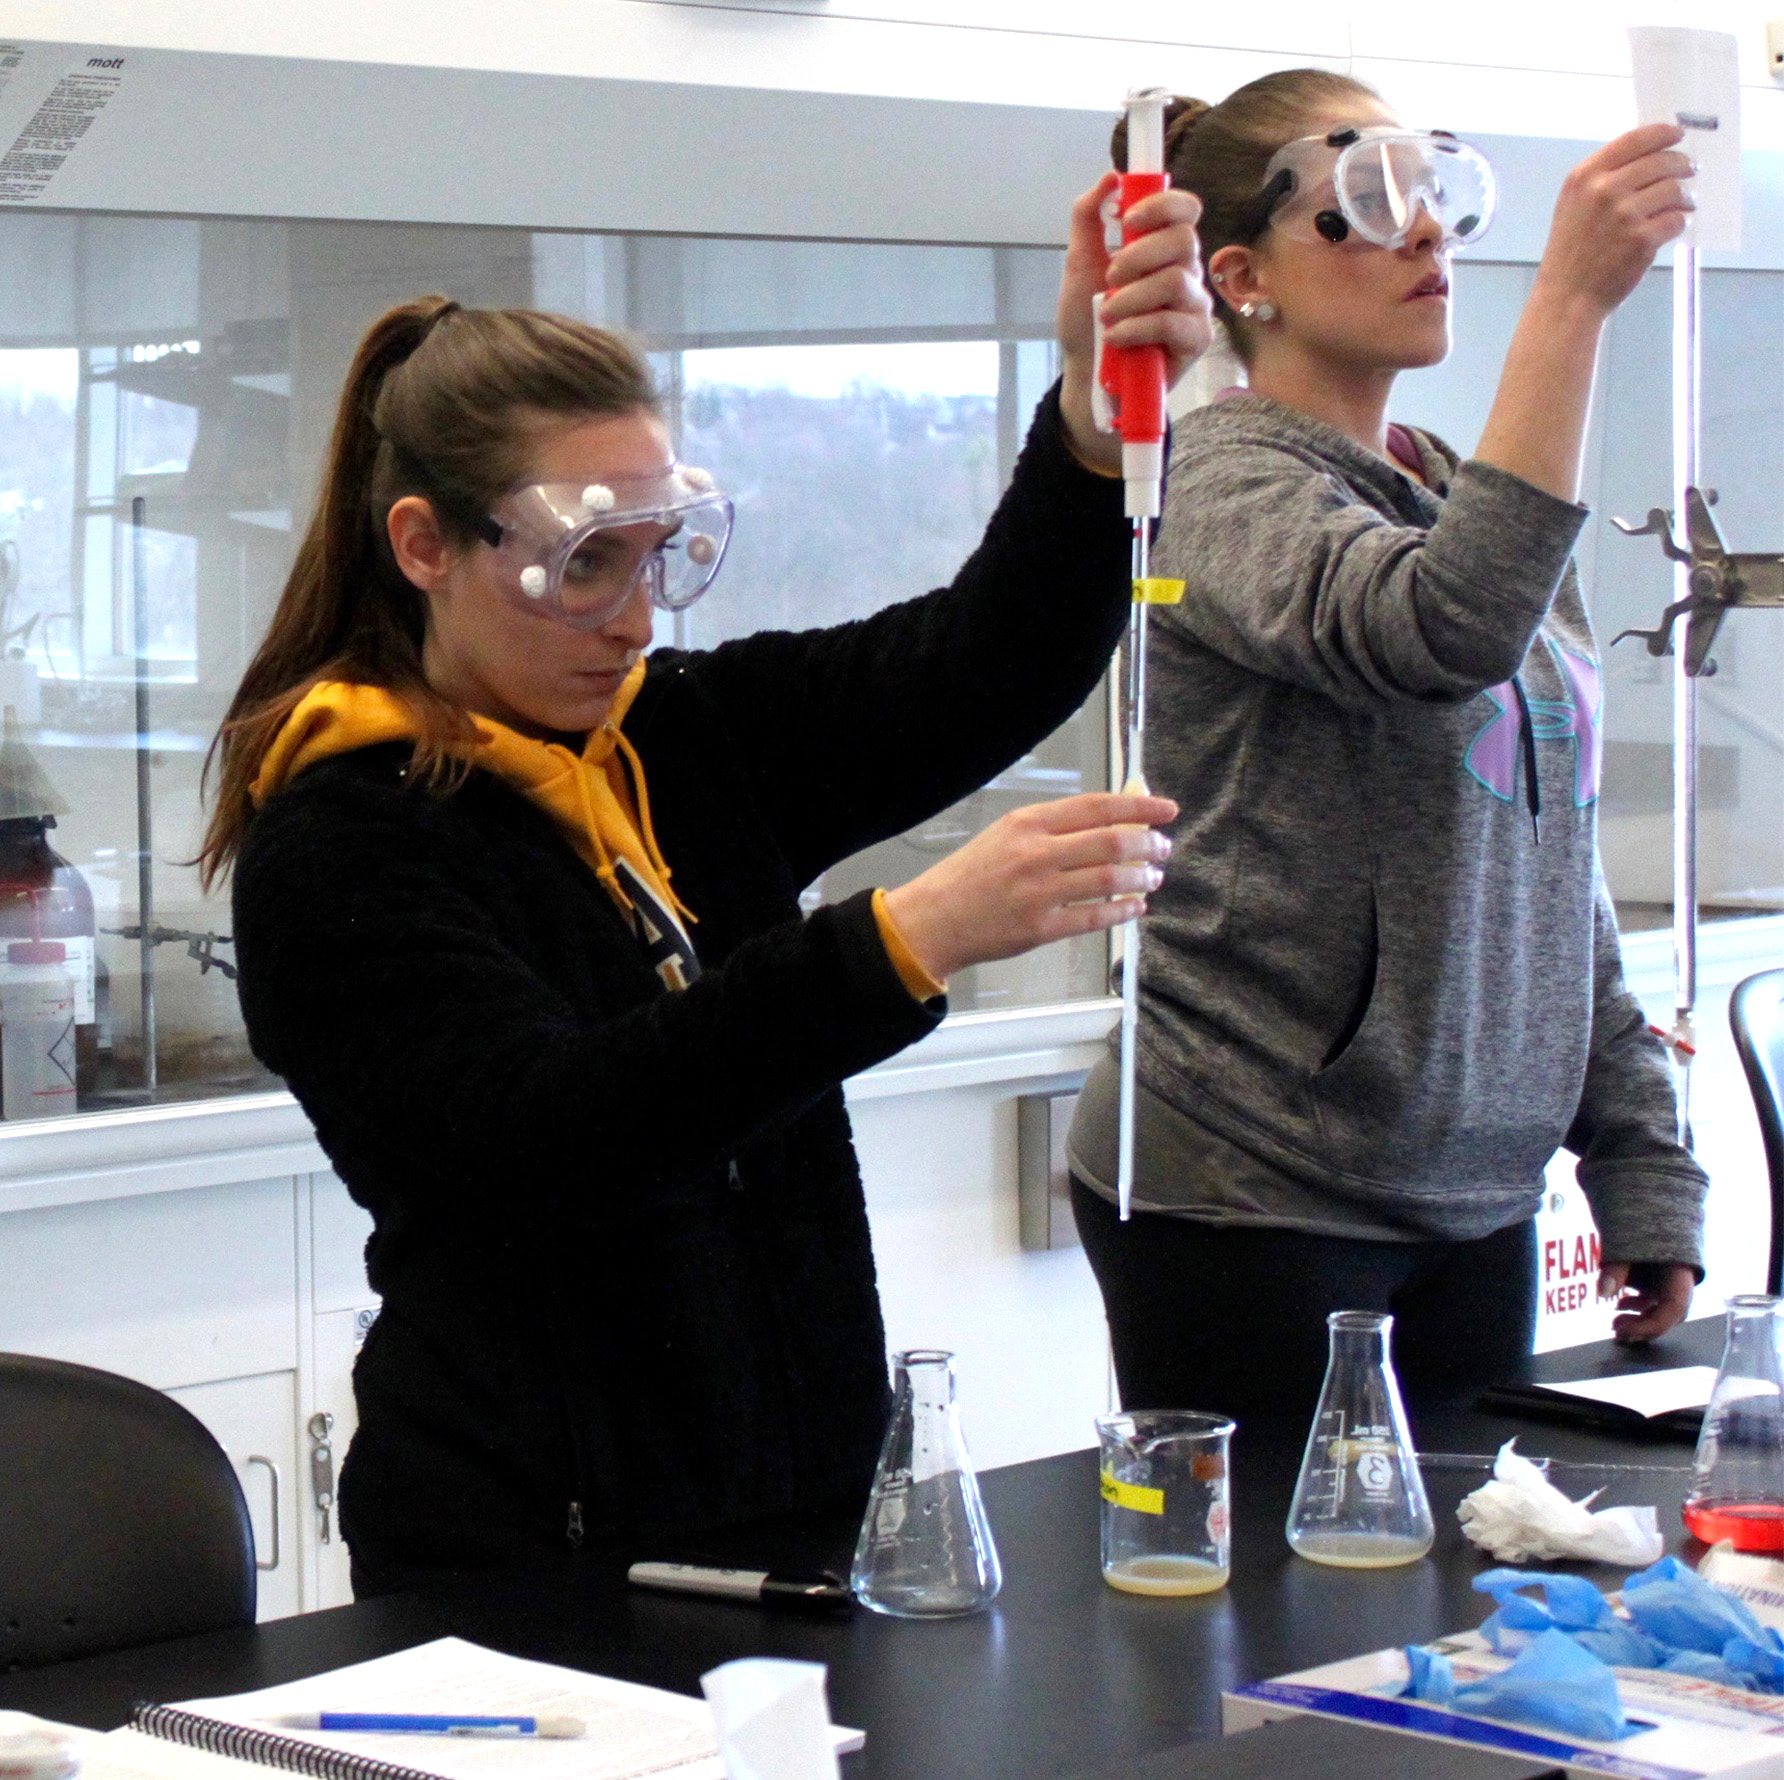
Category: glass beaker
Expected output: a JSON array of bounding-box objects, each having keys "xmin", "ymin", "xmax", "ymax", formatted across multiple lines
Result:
[
  {"xmin": 1096, "ymin": 1410, "xmax": 1234, "ymax": 1596},
  {"xmin": 1286, "ymin": 1310, "xmax": 1434, "ymax": 1568},
  {"xmin": 1685, "ymin": 1295, "xmax": 1784, "ymax": 1552},
  {"xmin": 850, "ymin": 1350, "xmax": 1002, "ymax": 1617}
]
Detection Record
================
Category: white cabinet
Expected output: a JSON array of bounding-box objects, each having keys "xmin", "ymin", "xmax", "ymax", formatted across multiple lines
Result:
[
  {"xmin": 0, "ymin": 1171, "xmax": 315, "ymax": 1620},
  {"xmin": 0, "ymin": 1126, "xmax": 384, "ymax": 1620},
  {"xmin": 0, "ymin": 1175, "xmax": 298, "ymax": 1387},
  {"xmin": 166, "ymin": 1371, "xmax": 303, "ymax": 1622}
]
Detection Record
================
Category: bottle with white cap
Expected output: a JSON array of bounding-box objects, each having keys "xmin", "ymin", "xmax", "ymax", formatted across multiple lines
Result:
[{"xmin": 0, "ymin": 938, "xmax": 77, "ymax": 1121}]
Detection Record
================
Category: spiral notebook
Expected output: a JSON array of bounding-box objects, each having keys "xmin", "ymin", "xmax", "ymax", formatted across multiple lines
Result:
[{"xmin": 72, "ymin": 1637, "xmax": 862, "ymax": 1780}]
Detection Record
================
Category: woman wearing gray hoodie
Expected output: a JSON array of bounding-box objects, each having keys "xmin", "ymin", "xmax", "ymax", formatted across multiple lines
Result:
[{"xmin": 1069, "ymin": 69, "xmax": 1706, "ymax": 1419}]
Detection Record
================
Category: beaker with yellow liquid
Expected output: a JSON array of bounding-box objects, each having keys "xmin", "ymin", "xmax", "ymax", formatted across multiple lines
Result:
[{"xmin": 1096, "ymin": 1410, "xmax": 1234, "ymax": 1595}]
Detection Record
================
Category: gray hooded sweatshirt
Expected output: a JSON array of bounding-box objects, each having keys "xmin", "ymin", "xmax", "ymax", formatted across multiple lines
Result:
[{"xmin": 1077, "ymin": 392, "xmax": 1705, "ymax": 1270}]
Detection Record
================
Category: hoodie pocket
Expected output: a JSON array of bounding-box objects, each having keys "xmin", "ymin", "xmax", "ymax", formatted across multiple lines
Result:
[{"xmin": 1313, "ymin": 895, "xmax": 1380, "ymax": 1080}]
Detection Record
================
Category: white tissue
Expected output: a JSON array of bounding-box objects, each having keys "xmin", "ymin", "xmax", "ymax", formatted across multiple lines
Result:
[
  {"xmin": 1457, "ymin": 1440, "xmax": 1664, "ymax": 1566},
  {"xmin": 701, "ymin": 1658, "xmax": 840, "ymax": 1780},
  {"xmin": 0, "ymin": 1714, "xmax": 81, "ymax": 1780}
]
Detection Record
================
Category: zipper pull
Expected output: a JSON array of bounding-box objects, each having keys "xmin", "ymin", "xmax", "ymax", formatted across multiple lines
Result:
[
  {"xmin": 566, "ymin": 1500, "xmax": 586, "ymax": 1549},
  {"xmin": 728, "ymin": 1159, "xmax": 744, "ymax": 1193}
]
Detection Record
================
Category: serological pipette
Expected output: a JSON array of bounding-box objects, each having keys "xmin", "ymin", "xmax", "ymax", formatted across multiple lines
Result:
[{"xmin": 1092, "ymin": 88, "xmax": 1185, "ymax": 1221}]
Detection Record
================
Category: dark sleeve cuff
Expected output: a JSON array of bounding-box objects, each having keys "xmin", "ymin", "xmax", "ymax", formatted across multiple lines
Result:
[
  {"xmin": 819, "ymin": 888, "xmax": 949, "ymax": 1043},
  {"xmin": 1579, "ymin": 1160, "xmax": 1708, "ymax": 1279}
]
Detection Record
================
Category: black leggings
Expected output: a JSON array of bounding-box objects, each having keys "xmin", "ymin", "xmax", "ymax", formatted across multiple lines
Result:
[{"xmin": 1071, "ymin": 1177, "xmax": 1537, "ymax": 1425}]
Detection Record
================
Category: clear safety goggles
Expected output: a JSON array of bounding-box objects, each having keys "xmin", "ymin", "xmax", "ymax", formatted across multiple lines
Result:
[
  {"xmin": 1258, "ymin": 126, "xmax": 1495, "ymax": 251},
  {"xmin": 473, "ymin": 465, "xmax": 734, "ymax": 631}
]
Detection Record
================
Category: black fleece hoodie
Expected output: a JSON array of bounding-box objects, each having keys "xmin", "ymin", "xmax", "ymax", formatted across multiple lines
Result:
[{"xmin": 231, "ymin": 389, "xmax": 1131, "ymax": 1588}]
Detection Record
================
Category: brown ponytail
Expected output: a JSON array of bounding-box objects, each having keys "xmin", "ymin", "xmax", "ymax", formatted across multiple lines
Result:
[
  {"xmin": 198, "ymin": 298, "xmax": 656, "ymax": 888},
  {"xmin": 1112, "ymin": 70, "xmax": 1381, "ymax": 345}
]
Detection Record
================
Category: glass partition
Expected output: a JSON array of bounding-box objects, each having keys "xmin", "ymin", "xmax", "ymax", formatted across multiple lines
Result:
[{"xmin": 0, "ymin": 209, "xmax": 1094, "ymax": 1118}]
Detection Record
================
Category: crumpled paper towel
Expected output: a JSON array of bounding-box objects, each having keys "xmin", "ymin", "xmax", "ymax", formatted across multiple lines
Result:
[
  {"xmin": 1456, "ymin": 1439, "xmax": 1664, "ymax": 1565},
  {"xmin": 701, "ymin": 1658, "xmax": 840, "ymax": 1780}
]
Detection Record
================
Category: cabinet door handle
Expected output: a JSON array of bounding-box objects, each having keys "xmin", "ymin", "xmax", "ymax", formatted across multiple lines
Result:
[{"xmin": 246, "ymin": 1454, "xmax": 281, "ymax": 1571}]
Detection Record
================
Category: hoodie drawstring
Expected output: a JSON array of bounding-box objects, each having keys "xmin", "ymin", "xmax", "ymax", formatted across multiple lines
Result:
[
  {"xmin": 606, "ymin": 725, "xmax": 697, "ymax": 925},
  {"xmin": 553, "ymin": 742, "xmax": 630, "ymax": 909},
  {"xmin": 1510, "ymin": 675, "xmax": 1542, "ymax": 846}
]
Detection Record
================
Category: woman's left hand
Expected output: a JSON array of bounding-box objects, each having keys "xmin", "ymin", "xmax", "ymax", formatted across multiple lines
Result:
[
  {"xmin": 1056, "ymin": 175, "xmax": 1214, "ymax": 474},
  {"xmin": 1599, "ymin": 1260, "xmax": 1695, "ymax": 1343}
]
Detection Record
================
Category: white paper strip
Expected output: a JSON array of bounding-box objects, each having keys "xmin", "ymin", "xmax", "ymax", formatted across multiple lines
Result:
[
  {"xmin": 1542, "ymin": 1364, "xmax": 1718, "ymax": 1419},
  {"xmin": 1629, "ymin": 26, "xmax": 1742, "ymax": 252}
]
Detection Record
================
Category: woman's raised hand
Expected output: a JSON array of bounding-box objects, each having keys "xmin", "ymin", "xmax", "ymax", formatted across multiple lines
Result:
[
  {"xmin": 1057, "ymin": 177, "xmax": 1215, "ymax": 474},
  {"xmin": 1477, "ymin": 123, "xmax": 1695, "ymax": 503},
  {"xmin": 1537, "ymin": 124, "xmax": 1696, "ymax": 317},
  {"xmin": 881, "ymin": 792, "xmax": 1179, "ymax": 984}
]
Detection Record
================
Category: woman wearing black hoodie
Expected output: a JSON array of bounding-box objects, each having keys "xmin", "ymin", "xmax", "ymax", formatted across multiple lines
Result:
[{"xmin": 204, "ymin": 176, "xmax": 1210, "ymax": 1594}]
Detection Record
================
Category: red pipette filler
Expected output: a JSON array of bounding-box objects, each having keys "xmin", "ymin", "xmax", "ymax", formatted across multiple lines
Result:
[{"xmin": 1093, "ymin": 88, "xmax": 1184, "ymax": 1221}]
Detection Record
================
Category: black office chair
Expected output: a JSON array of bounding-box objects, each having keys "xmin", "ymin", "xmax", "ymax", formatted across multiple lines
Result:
[
  {"xmin": 1731, "ymin": 968, "xmax": 1784, "ymax": 1295},
  {"xmin": 0, "ymin": 1353, "xmax": 256, "ymax": 1670}
]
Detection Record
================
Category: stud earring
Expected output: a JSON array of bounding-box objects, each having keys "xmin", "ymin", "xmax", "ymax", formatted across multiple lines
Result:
[
  {"xmin": 1209, "ymin": 271, "xmax": 1226, "ymax": 286},
  {"xmin": 1238, "ymin": 299, "xmax": 1277, "ymax": 322}
]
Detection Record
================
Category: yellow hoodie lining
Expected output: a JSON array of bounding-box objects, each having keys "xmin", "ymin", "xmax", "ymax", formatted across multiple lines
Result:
[
  {"xmin": 249, "ymin": 674, "xmax": 944, "ymax": 1002},
  {"xmin": 251, "ymin": 669, "xmax": 694, "ymax": 948}
]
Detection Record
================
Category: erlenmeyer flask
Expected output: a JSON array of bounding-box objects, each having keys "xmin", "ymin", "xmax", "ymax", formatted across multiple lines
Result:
[
  {"xmin": 850, "ymin": 1349, "xmax": 1002, "ymax": 1617},
  {"xmin": 1685, "ymin": 1294, "xmax": 1784, "ymax": 1552},
  {"xmin": 1286, "ymin": 1310, "xmax": 1434, "ymax": 1568}
]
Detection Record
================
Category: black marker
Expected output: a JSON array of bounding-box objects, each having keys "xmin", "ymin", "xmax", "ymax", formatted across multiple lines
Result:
[{"xmin": 627, "ymin": 1560, "xmax": 853, "ymax": 1612}]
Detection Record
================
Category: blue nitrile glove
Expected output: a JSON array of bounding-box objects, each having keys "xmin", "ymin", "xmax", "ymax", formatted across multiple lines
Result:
[
  {"xmin": 1472, "ymin": 1568, "xmax": 1661, "ymax": 1668},
  {"xmin": 1475, "ymin": 1568, "xmax": 1615, "ymax": 1630},
  {"xmin": 1402, "ymin": 1630, "xmax": 1633, "ymax": 1743},
  {"xmin": 1658, "ymin": 1648, "xmax": 1753, "ymax": 1686},
  {"xmin": 1622, "ymin": 1556, "xmax": 1771, "ymax": 1654},
  {"xmin": 1570, "ymin": 1622, "xmax": 1667, "ymax": 1669},
  {"xmin": 1404, "ymin": 1644, "xmax": 1456, "ymax": 1705},
  {"xmin": 1722, "ymin": 1636, "xmax": 1784, "ymax": 1693}
]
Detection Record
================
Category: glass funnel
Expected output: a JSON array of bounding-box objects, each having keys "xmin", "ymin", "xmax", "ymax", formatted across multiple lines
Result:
[
  {"xmin": 1286, "ymin": 1310, "xmax": 1434, "ymax": 1568},
  {"xmin": 1685, "ymin": 1295, "xmax": 1784, "ymax": 1552},
  {"xmin": 850, "ymin": 1349, "xmax": 1002, "ymax": 1617}
]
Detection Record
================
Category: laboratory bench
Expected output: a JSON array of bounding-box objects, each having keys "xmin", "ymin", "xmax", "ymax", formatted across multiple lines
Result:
[{"xmin": 0, "ymin": 1319, "xmax": 1724, "ymax": 1780}]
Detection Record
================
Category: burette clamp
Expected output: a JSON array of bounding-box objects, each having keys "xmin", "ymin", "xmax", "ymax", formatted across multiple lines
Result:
[{"xmin": 1612, "ymin": 487, "xmax": 1784, "ymax": 676}]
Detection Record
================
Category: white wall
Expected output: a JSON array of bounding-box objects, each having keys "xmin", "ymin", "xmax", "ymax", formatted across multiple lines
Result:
[{"xmin": 10, "ymin": 0, "xmax": 1784, "ymax": 145}]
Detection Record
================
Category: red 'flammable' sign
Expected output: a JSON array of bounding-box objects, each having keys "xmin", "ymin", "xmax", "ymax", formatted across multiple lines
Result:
[{"xmin": 1543, "ymin": 1230, "xmax": 1603, "ymax": 1317}]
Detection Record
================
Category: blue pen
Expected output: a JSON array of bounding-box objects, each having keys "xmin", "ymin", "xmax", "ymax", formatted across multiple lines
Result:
[{"xmin": 266, "ymin": 1714, "xmax": 585, "ymax": 1739}]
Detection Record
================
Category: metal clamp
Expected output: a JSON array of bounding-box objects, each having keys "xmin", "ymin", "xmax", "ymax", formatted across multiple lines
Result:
[
  {"xmin": 246, "ymin": 1454, "xmax": 281, "ymax": 1571},
  {"xmin": 1613, "ymin": 487, "xmax": 1784, "ymax": 676},
  {"xmin": 307, "ymin": 1412, "xmax": 336, "ymax": 1546}
]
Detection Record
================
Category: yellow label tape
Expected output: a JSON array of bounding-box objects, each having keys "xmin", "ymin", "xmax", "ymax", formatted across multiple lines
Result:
[
  {"xmin": 1100, "ymin": 1468, "xmax": 1165, "ymax": 1516},
  {"xmin": 1133, "ymin": 577, "xmax": 1186, "ymax": 605}
]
